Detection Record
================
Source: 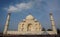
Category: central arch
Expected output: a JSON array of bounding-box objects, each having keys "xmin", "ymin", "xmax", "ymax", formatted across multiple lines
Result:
[{"xmin": 27, "ymin": 23, "xmax": 32, "ymax": 31}]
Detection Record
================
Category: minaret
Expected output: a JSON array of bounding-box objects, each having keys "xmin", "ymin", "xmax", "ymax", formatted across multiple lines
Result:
[
  {"xmin": 49, "ymin": 13, "xmax": 57, "ymax": 34},
  {"xmin": 3, "ymin": 13, "xmax": 11, "ymax": 34}
]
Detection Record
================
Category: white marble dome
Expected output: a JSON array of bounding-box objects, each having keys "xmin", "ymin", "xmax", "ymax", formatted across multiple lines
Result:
[{"xmin": 26, "ymin": 15, "xmax": 34, "ymax": 19}]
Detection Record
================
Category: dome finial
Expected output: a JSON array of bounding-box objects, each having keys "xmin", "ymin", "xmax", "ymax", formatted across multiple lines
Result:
[{"xmin": 29, "ymin": 12, "xmax": 32, "ymax": 15}]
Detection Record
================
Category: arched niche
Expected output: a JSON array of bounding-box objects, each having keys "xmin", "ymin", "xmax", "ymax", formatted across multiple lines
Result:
[{"xmin": 27, "ymin": 23, "xmax": 32, "ymax": 31}]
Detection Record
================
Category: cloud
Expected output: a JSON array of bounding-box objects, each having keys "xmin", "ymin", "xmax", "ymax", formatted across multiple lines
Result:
[
  {"xmin": 8, "ymin": 6, "xmax": 18, "ymax": 12},
  {"xmin": 4, "ymin": 0, "xmax": 45, "ymax": 13},
  {"xmin": 5, "ymin": 2, "xmax": 32, "ymax": 13}
]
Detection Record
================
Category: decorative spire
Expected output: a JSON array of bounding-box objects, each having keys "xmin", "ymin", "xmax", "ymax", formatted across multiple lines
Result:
[{"xmin": 29, "ymin": 12, "xmax": 32, "ymax": 15}]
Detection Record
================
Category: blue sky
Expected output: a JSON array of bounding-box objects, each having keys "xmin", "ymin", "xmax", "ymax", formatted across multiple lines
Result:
[{"xmin": 0, "ymin": 0, "xmax": 60, "ymax": 32}]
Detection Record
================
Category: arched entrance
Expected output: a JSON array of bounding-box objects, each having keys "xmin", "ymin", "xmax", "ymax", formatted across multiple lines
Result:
[{"xmin": 27, "ymin": 23, "xmax": 32, "ymax": 31}]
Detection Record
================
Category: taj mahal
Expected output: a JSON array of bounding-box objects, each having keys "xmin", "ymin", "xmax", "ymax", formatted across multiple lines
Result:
[{"xmin": 3, "ymin": 13, "xmax": 57, "ymax": 35}]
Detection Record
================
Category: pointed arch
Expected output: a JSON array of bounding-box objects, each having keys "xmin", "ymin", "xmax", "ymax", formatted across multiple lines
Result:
[{"xmin": 27, "ymin": 23, "xmax": 32, "ymax": 31}]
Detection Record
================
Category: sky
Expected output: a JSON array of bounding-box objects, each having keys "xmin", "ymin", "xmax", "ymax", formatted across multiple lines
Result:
[{"xmin": 0, "ymin": 0, "xmax": 60, "ymax": 32}]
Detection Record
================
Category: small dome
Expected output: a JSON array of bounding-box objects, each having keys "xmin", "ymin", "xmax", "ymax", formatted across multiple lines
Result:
[
  {"xmin": 34, "ymin": 19, "xmax": 37, "ymax": 22},
  {"xmin": 26, "ymin": 15, "xmax": 34, "ymax": 19},
  {"xmin": 23, "ymin": 19, "xmax": 25, "ymax": 21}
]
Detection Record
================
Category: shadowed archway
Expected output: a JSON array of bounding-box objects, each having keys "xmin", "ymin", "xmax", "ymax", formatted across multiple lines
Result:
[{"xmin": 27, "ymin": 23, "xmax": 32, "ymax": 31}]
